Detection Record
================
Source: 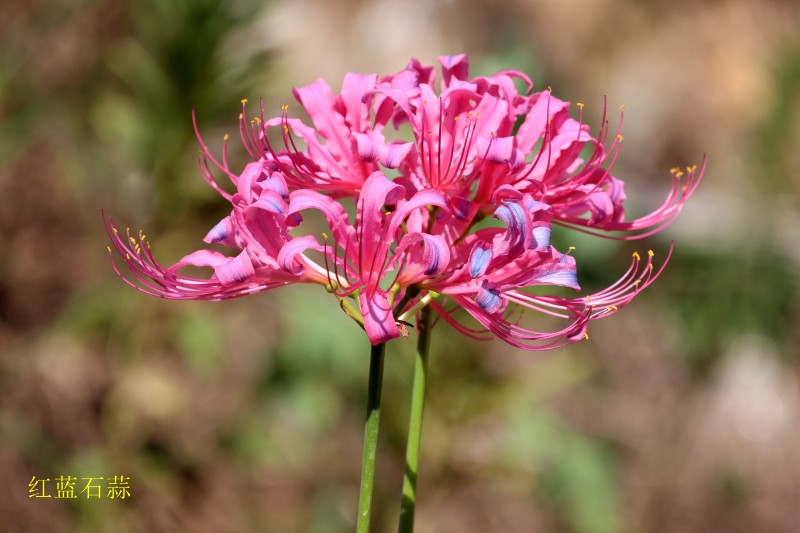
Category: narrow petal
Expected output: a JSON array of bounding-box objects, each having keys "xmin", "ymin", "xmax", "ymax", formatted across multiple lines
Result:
[
  {"xmin": 353, "ymin": 131, "xmax": 383, "ymax": 162},
  {"xmin": 277, "ymin": 235, "xmax": 323, "ymax": 274},
  {"xmin": 477, "ymin": 135, "xmax": 514, "ymax": 164},
  {"xmin": 359, "ymin": 290, "xmax": 399, "ymax": 345},
  {"xmin": 204, "ymin": 216, "xmax": 234, "ymax": 244},
  {"xmin": 468, "ymin": 241, "xmax": 492, "ymax": 277},
  {"xmin": 214, "ymin": 251, "xmax": 256, "ymax": 286},
  {"xmin": 476, "ymin": 281, "xmax": 502, "ymax": 313},
  {"xmin": 340, "ymin": 72, "xmax": 377, "ymax": 131},
  {"xmin": 250, "ymin": 190, "xmax": 288, "ymax": 215},
  {"xmin": 379, "ymin": 142, "xmax": 413, "ymax": 168},
  {"xmin": 439, "ymin": 54, "xmax": 469, "ymax": 88},
  {"xmin": 530, "ymin": 224, "xmax": 551, "ymax": 251}
]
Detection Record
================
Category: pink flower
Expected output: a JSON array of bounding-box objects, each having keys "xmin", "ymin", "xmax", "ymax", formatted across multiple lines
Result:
[
  {"xmin": 258, "ymin": 54, "xmax": 703, "ymax": 240},
  {"xmin": 106, "ymin": 158, "xmax": 329, "ymax": 300},
  {"xmin": 397, "ymin": 188, "xmax": 670, "ymax": 350},
  {"xmin": 283, "ymin": 171, "xmax": 449, "ymax": 344},
  {"xmin": 106, "ymin": 54, "xmax": 697, "ymax": 350},
  {"xmin": 235, "ymin": 76, "xmax": 412, "ymax": 196}
]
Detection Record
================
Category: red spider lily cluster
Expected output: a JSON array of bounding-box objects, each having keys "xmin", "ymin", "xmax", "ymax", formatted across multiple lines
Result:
[{"xmin": 106, "ymin": 54, "xmax": 703, "ymax": 349}]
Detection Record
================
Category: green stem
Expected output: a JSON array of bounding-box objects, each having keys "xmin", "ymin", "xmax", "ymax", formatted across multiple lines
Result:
[
  {"xmin": 356, "ymin": 342, "xmax": 386, "ymax": 533},
  {"xmin": 397, "ymin": 306, "xmax": 433, "ymax": 533}
]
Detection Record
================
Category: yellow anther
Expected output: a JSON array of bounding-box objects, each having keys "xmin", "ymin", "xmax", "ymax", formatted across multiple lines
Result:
[
  {"xmin": 454, "ymin": 116, "xmax": 459, "ymax": 121},
  {"xmin": 239, "ymin": 113, "xmax": 243, "ymax": 119},
  {"xmin": 467, "ymin": 111, "xmax": 473, "ymax": 116},
  {"xmin": 283, "ymin": 125, "xmax": 289, "ymax": 132},
  {"xmin": 112, "ymin": 228, "xmax": 118, "ymax": 233},
  {"xmin": 125, "ymin": 254, "xmax": 130, "ymax": 260},
  {"xmin": 633, "ymin": 251, "xmax": 641, "ymax": 260},
  {"xmin": 224, "ymin": 133, "xmax": 230, "ymax": 141},
  {"xmin": 322, "ymin": 232, "xmax": 329, "ymax": 240},
  {"xmin": 634, "ymin": 279, "xmax": 641, "ymax": 286},
  {"xmin": 241, "ymin": 98, "xmax": 248, "ymax": 104},
  {"xmin": 129, "ymin": 236, "xmax": 136, "ymax": 244},
  {"xmin": 676, "ymin": 171, "xmax": 684, "ymax": 178},
  {"xmin": 547, "ymin": 86, "xmax": 552, "ymax": 92},
  {"xmin": 568, "ymin": 246, "xmax": 576, "ymax": 251},
  {"xmin": 107, "ymin": 246, "xmax": 112, "ymax": 253},
  {"xmin": 577, "ymin": 102, "xmax": 584, "ymax": 108},
  {"xmin": 607, "ymin": 305, "xmax": 618, "ymax": 311},
  {"xmin": 617, "ymin": 134, "xmax": 624, "ymax": 142},
  {"xmin": 586, "ymin": 295, "xmax": 591, "ymax": 303},
  {"xmin": 126, "ymin": 227, "xmax": 130, "ymax": 233},
  {"xmin": 584, "ymin": 332, "xmax": 589, "ymax": 340},
  {"xmin": 619, "ymin": 104, "xmax": 626, "ymax": 110},
  {"xmin": 681, "ymin": 185, "xmax": 688, "ymax": 192},
  {"xmin": 648, "ymin": 263, "xmax": 653, "ymax": 270},
  {"xmin": 647, "ymin": 250, "xmax": 654, "ymax": 257}
]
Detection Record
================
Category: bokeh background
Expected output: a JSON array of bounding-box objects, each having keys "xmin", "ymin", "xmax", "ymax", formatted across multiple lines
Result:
[{"xmin": 2, "ymin": 0, "xmax": 799, "ymax": 531}]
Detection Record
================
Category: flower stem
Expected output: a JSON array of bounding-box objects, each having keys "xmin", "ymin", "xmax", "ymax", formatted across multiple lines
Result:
[
  {"xmin": 397, "ymin": 305, "xmax": 433, "ymax": 533},
  {"xmin": 356, "ymin": 342, "xmax": 386, "ymax": 533}
]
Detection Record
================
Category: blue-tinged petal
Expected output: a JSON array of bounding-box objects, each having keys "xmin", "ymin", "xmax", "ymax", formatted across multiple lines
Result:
[
  {"xmin": 261, "ymin": 171, "xmax": 289, "ymax": 199},
  {"xmin": 420, "ymin": 234, "xmax": 449, "ymax": 276},
  {"xmin": 476, "ymin": 281, "xmax": 502, "ymax": 313},
  {"xmin": 214, "ymin": 251, "xmax": 255, "ymax": 286},
  {"xmin": 451, "ymin": 196, "xmax": 474, "ymax": 221},
  {"xmin": 532, "ymin": 263, "xmax": 580, "ymax": 290},
  {"xmin": 379, "ymin": 142, "xmax": 413, "ymax": 169},
  {"xmin": 251, "ymin": 190, "xmax": 288, "ymax": 215},
  {"xmin": 204, "ymin": 216, "xmax": 233, "ymax": 244},
  {"xmin": 468, "ymin": 241, "xmax": 492, "ymax": 277},
  {"xmin": 531, "ymin": 224, "xmax": 551, "ymax": 251},
  {"xmin": 494, "ymin": 200, "xmax": 526, "ymax": 233}
]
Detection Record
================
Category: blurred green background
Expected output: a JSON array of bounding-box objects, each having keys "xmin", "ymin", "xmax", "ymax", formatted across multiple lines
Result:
[{"xmin": 1, "ymin": 0, "xmax": 799, "ymax": 531}]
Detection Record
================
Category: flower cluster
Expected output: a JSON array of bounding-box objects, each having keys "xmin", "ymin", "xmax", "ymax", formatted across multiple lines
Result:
[{"xmin": 107, "ymin": 54, "xmax": 703, "ymax": 349}]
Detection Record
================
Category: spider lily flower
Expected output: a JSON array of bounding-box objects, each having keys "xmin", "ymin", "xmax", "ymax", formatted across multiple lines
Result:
[
  {"xmin": 283, "ymin": 171, "xmax": 450, "ymax": 344},
  {"xmin": 105, "ymin": 160, "xmax": 330, "ymax": 300},
  {"xmin": 231, "ymin": 77, "xmax": 413, "ymax": 196},
  {"xmin": 400, "ymin": 191, "xmax": 672, "ymax": 350},
  {"xmin": 380, "ymin": 55, "xmax": 704, "ymax": 240}
]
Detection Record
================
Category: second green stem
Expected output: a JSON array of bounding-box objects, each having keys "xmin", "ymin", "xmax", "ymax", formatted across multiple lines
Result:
[
  {"xmin": 397, "ymin": 305, "xmax": 433, "ymax": 533},
  {"xmin": 356, "ymin": 342, "xmax": 386, "ymax": 533}
]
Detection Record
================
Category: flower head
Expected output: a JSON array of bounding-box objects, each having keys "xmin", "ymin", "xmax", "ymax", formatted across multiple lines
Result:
[
  {"xmin": 107, "ymin": 53, "xmax": 700, "ymax": 350},
  {"xmin": 261, "ymin": 55, "xmax": 703, "ymax": 239}
]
